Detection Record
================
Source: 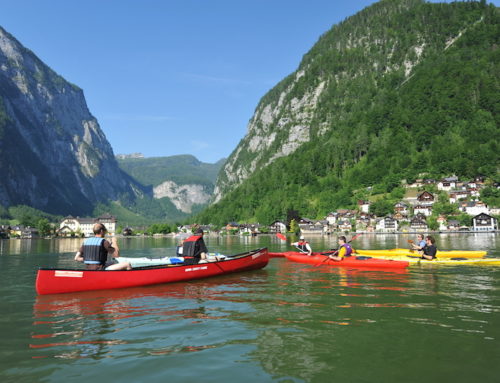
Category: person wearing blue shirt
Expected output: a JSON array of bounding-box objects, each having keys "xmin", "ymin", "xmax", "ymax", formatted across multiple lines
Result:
[{"xmin": 411, "ymin": 234, "xmax": 426, "ymax": 255}]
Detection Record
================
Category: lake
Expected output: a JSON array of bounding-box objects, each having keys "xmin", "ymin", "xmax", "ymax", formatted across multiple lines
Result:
[{"xmin": 1, "ymin": 233, "xmax": 499, "ymax": 382}]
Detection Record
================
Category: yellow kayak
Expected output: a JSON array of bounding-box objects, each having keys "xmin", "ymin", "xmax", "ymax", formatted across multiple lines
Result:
[
  {"xmin": 354, "ymin": 248, "xmax": 487, "ymax": 259},
  {"xmin": 357, "ymin": 254, "xmax": 500, "ymax": 266}
]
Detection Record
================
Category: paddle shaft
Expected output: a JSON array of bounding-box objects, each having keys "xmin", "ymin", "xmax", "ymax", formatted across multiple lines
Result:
[{"xmin": 315, "ymin": 233, "xmax": 362, "ymax": 267}]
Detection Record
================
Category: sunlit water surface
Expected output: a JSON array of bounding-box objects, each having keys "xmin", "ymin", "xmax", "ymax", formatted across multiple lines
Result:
[{"xmin": 1, "ymin": 233, "xmax": 499, "ymax": 382}]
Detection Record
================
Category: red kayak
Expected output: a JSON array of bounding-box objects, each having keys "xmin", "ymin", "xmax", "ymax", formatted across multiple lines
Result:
[
  {"xmin": 36, "ymin": 248, "xmax": 269, "ymax": 295},
  {"xmin": 283, "ymin": 252, "xmax": 409, "ymax": 269}
]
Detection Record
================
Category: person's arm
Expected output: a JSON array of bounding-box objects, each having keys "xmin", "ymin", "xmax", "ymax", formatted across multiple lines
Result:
[
  {"xmin": 74, "ymin": 245, "xmax": 84, "ymax": 262},
  {"xmin": 306, "ymin": 243, "xmax": 313, "ymax": 255},
  {"xmin": 104, "ymin": 238, "xmax": 119, "ymax": 258},
  {"xmin": 329, "ymin": 247, "xmax": 345, "ymax": 261}
]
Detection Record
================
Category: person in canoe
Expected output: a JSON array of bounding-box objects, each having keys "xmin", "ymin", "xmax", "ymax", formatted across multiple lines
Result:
[
  {"xmin": 182, "ymin": 228, "xmax": 209, "ymax": 265},
  {"xmin": 421, "ymin": 235, "xmax": 437, "ymax": 260},
  {"xmin": 74, "ymin": 223, "xmax": 132, "ymax": 270},
  {"xmin": 411, "ymin": 234, "xmax": 426, "ymax": 255},
  {"xmin": 328, "ymin": 235, "xmax": 353, "ymax": 261},
  {"xmin": 291, "ymin": 235, "xmax": 313, "ymax": 255}
]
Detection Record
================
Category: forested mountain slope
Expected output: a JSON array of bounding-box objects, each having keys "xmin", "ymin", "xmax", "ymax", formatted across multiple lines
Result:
[{"xmin": 199, "ymin": 0, "xmax": 499, "ymax": 226}]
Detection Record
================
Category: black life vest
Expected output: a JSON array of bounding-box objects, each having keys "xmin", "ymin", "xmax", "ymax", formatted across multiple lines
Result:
[
  {"xmin": 183, "ymin": 235, "xmax": 203, "ymax": 258},
  {"xmin": 82, "ymin": 237, "xmax": 108, "ymax": 265},
  {"xmin": 297, "ymin": 241, "xmax": 309, "ymax": 252}
]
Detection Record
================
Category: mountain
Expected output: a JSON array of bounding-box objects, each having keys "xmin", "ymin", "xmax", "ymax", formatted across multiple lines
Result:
[
  {"xmin": 198, "ymin": 0, "xmax": 499, "ymax": 226},
  {"xmin": 0, "ymin": 26, "xmax": 145, "ymax": 215},
  {"xmin": 117, "ymin": 155, "xmax": 225, "ymax": 214}
]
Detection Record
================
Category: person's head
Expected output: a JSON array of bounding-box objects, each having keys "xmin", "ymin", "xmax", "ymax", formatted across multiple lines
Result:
[
  {"xmin": 425, "ymin": 235, "xmax": 435, "ymax": 245},
  {"xmin": 417, "ymin": 234, "xmax": 424, "ymax": 241},
  {"xmin": 299, "ymin": 235, "xmax": 305, "ymax": 240},
  {"xmin": 338, "ymin": 235, "xmax": 347, "ymax": 244},
  {"xmin": 93, "ymin": 223, "xmax": 107, "ymax": 236},
  {"xmin": 194, "ymin": 228, "xmax": 204, "ymax": 236}
]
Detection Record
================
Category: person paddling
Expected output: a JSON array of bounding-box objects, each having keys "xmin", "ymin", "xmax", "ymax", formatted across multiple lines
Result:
[
  {"xmin": 291, "ymin": 235, "xmax": 313, "ymax": 255},
  {"xmin": 328, "ymin": 235, "xmax": 353, "ymax": 261},
  {"xmin": 74, "ymin": 223, "xmax": 132, "ymax": 270},
  {"xmin": 182, "ymin": 228, "xmax": 209, "ymax": 265},
  {"xmin": 411, "ymin": 234, "xmax": 426, "ymax": 255},
  {"xmin": 421, "ymin": 235, "xmax": 437, "ymax": 260}
]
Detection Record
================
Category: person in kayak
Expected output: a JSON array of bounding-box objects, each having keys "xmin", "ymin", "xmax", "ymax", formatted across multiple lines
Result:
[
  {"xmin": 182, "ymin": 228, "xmax": 209, "ymax": 265},
  {"xmin": 291, "ymin": 235, "xmax": 313, "ymax": 255},
  {"xmin": 328, "ymin": 236, "xmax": 353, "ymax": 261},
  {"xmin": 421, "ymin": 235, "xmax": 437, "ymax": 260},
  {"xmin": 411, "ymin": 234, "xmax": 426, "ymax": 255},
  {"xmin": 74, "ymin": 223, "xmax": 132, "ymax": 270}
]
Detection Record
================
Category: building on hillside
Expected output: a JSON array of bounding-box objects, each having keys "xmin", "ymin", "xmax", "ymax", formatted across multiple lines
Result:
[
  {"xmin": 447, "ymin": 220, "xmax": 460, "ymax": 231},
  {"xmin": 436, "ymin": 215, "xmax": 447, "ymax": 231},
  {"xmin": 437, "ymin": 176, "xmax": 458, "ymax": 191},
  {"xmin": 414, "ymin": 204, "xmax": 433, "ymax": 217},
  {"xmin": 410, "ymin": 216, "xmax": 428, "ymax": 231},
  {"xmin": 239, "ymin": 223, "xmax": 261, "ymax": 236},
  {"xmin": 472, "ymin": 213, "xmax": 497, "ymax": 232},
  {"xmin": 269, "ymin": 221, "xmax": 287, "ymax": 234},
  {"xmin": 325, "ymin": 212, "xmax": 338, "ymax": 225},
  {"xmin": 337, "ymin": 220, "xmax": 352, "ymax": 232},
  {"xmin": 375, "ymin": 217, "xmax": 398, "ymax": 232},
  {"xmin": 461, "ymin": 201, "xmax": 489, "ymax": 216},
  {"xmin": 416, "ymin": 191, "xmax": 435, "ymax": 205},
  {"xmin": 490, "ymin": 207, "xmax": 500, "ymax": 216},
  {"xmin": 449, "ymin": 190, "xmax": 470, "ymax": 204},
  {"xmin": 358, "ymin": 200, "xmax": 370, "ymax": 213},
  {"xmin": 394, "ymin": 201, "xmax": 409, "ymax": 215}
]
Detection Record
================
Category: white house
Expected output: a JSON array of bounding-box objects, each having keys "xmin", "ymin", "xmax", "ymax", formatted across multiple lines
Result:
[
  {"xmin": 461, "ymin": 201, "xmax": 489, "ymax": 216},
  {"xmin": 414, "ymin": 204, "xmax": 433, "ymax": 217},
  {"xmin": 438, "ymin": 176, "xmax": 458, "ymax": 191},
  {"xmin": 472, "ymin": 213, "xmax": 497, "ymax": 231},
  {"xmin": 59, "ymin": 214, "xmax": 117, "ymax": 237},
  {"xmin": 375, "ymin": 217, "xmax": 399, "ymax": 232}
]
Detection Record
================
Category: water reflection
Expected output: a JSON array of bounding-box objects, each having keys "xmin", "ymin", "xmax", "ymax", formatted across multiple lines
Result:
[{"xmin": 31, "ymin": 272, "xmax": 269, "ymax": 360}]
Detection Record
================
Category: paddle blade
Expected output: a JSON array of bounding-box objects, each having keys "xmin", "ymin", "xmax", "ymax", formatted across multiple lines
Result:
[
  {"xmin": 407, "ymin": 239, "xmax": 414, "ymax": 244},
  {"xmin": 276, "ymin": 233, "xmax": 286, "ymax": 241}
]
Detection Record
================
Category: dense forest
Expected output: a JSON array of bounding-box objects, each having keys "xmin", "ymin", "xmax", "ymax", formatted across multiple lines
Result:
[{"xmin": 196, "ymin": 0, "xmax": 499, "ymax": 226}]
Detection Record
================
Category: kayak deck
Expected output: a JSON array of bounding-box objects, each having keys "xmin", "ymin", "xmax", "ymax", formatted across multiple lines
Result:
[{"xmin": 354, "ymin": 248, "xmax": 487, "ymax": 258}]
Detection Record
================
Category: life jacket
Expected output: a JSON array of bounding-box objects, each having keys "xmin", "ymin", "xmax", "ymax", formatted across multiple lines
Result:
[
  {"xmin": 341, "ymin": 243, "xmax": 353, "ymax": 257},
  {"xmin": 83, "ymin": 237, "xmax": 108, "ymax": 265},
  {"xmin": 297, "ymin": 241, "xmax": 309, "ymax": 252},
  {"xmin": 182, "ymin": 235, "xmax": 203, "ymax": 258}
]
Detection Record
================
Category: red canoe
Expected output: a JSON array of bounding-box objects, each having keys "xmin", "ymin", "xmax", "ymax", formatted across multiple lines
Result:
[
  {"xmin": 36, "ymin": 248, "xmax": 269, "ymax": 295},
  {"xmin": 283, "ymin": 252, "xmax": 409, "ymax": 269}
]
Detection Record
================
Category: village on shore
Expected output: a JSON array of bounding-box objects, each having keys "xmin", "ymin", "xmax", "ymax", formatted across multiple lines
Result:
[{"xmin": 1, "ymin": 175, "xmax": 499, "ymax": 239}]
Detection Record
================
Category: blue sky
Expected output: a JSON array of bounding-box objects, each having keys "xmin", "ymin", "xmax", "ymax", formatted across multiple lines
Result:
[{"xmin": 1, "ymin": 0, "xmax": 498, "ymax": 163}]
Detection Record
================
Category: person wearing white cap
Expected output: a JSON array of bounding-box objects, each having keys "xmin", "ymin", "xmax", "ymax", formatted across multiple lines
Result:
[{"xmin": 291, "ymin": 235, "xmax": 313, "ymax": 255}]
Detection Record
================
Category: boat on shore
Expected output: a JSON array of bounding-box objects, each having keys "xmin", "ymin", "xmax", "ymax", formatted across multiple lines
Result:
[
  {"xmin": 35, "ymin": 248, "xmax": 269, "ymax": 295},
  {"xmin": 354, "ymin": 248, "xmax": 487, "ymax": 258},
  {"xmin": 283, "ymin": 252, "xmax": 409, "ymax": 269}
]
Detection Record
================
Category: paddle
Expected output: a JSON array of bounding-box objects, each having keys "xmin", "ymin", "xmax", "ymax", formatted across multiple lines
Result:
[
  {"xmin": 314, "ymin": 233, "xmax": 363, "ymax": 267},
  {"xmin": 276, "ymin": 232, "xmax": 308, "ymax": 254},
  {"xmin": 276, "ymin": 233, "xmax": 286, "ymax": 241}
]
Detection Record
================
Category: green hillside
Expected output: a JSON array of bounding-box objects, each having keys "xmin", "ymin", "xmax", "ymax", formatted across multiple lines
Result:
[
  {"xmin": 197, "ymin": 0, "xmax": 499, "ymax": 226},
  {"xmin": 117, "ymin": 154, "xmax": 224, "ymax": 189}
]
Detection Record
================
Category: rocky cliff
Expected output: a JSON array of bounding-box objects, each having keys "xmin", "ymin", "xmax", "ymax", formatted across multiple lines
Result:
[{"xmin": 0, "ymin": 26, "xmax": 143, "ymax": 214}]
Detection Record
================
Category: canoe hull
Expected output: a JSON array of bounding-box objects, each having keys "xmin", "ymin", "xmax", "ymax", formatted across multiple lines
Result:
[
  {"xmin": 355, "ymin": 248, "xmax": 487, "ymax": 258},
  {"xmin": 36, "ymin": 248, "xmax": 269, "ymax": 295},
  {"xmin": 284, "ymin": 252, "xmax": 409, "ymax": 269}
]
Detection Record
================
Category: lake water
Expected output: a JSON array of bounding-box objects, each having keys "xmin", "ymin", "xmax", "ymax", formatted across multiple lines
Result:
[{"xmin": 1, "ymin": 233, "xmax": 499, "ymax": 382}]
